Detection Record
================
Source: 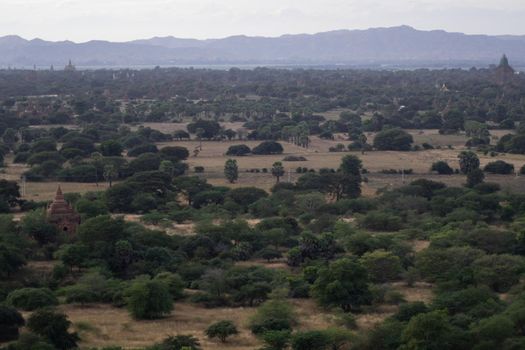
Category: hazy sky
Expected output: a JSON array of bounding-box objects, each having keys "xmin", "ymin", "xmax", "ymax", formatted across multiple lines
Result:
[{"xmin": 1, "ymin": 0, "xmax": 525, "ymax": 42}]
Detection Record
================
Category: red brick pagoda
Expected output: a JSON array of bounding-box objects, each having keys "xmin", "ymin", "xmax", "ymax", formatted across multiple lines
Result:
[{"xmin": 46, "ymin": 185, "xmax": 81, "ymax": 234}]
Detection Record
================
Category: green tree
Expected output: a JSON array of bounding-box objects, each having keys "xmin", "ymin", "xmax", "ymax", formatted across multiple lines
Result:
[
  {"xmin": 360, "ymin": 250, "xmax": 403, "ymax": 283},
  {"xmin": 431, "ymin": 161, "xmax": 454, "ymax": 175},
  {"xmin": 291, "ymin": 331, "xmax": 330, "ymax": 350},
  {"xmin": 373, "ymin": 128, "xmax": 413, "ymax": 151},
  {"xmin": 312, "ymin": 257, "xmax": 371, "ymax": 312},
  {"xmin": 458, "ymin": 151, "xmax": 480, "ymax": 174},
  {"xmin": 466, "ymin": 168, "xmax": 485, "ymax": 188},
  {"xmin": 205, "ymin": 320, "xmax": 239, "ymax": 342},
  {"xmin": 224, "ymin": 159, "xmax": 239, "ymax": 183},
  {"xmin": 249, "ymin": 299, "xmax": 295, "ymax": 335},
  {"xmin": 153, "ymin": 335, "xmax": 201, "ymax": 350},
  {"xmin": 27, "ymin": 308, "xmax": 79, "ymax": 350},
  {"xmin": 0, "ymin": 243, "xmax": 25, "ymax": 278},
  {"xmin": 400, "ymin": 310, "xmax": 455, "ymax": 350},
  {"xmin": 56, "ymin": 244, "xmax": 89, "ymax": 272},
  {"xmin": 126, "ymin": 278, "xmax": 173, "ymax": 319},
  {"xmin": 6, "ymin": 288, "xmax": 58, "ymax": 311},
  {"xmin": 271, "ymin": 162, "xmax": 285, "ymax": 183}
]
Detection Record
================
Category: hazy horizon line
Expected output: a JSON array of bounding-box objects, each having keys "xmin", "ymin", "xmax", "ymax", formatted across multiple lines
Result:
[{"xmin": 2, "ymin": 25, "xmax": 524, "ymax": 45}]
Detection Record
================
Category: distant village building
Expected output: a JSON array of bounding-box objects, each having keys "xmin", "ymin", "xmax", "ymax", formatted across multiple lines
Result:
[
  {"xmin": 64, "ymin": 59, "xmax": 76, "ymax": 72},
  {"xmin": 46, "ymin": 186, "xmax": 81, "ymax": 234}
]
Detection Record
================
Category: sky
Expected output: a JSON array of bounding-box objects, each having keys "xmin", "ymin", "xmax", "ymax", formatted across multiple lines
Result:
[{"xmin": 1, "ymin": 0, "xmax": 525, "ymax": 42}]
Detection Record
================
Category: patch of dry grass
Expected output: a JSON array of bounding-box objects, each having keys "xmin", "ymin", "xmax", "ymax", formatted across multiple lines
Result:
[{"xmin": 56, "ymin": 299, "xmax": 341, "ymax": 350}]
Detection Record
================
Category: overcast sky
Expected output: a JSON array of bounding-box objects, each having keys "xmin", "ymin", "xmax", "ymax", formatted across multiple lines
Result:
[{"xmin": 1, "ymin": 0, "xmax": 524, "ymax": 42}]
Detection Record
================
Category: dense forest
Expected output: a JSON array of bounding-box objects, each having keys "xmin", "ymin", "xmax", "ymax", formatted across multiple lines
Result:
[{"xmin": 2, "ymin": 61, "xmax": 525, "ymax": 350}]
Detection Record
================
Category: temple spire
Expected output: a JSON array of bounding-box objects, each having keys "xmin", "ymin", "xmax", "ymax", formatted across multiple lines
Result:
[{"xmin": 55, "ymin": 185, "xmax": 64, "ymax": 201}]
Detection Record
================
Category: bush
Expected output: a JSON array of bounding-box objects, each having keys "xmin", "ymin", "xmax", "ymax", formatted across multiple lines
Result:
[
  {"xmin": 125, "ymin": 279, "xmax": 173, "ymax": 319},
  {"xmin": 431, "ymin": 161, "xmax": 454, "ymax": 175},
  {"xmin": 252, "ymin": 141, "xmax": 284, "ymax": 155},
  {"xmin": 360, "ymin": 250, "xmax": 403, "ymax": 283},
  {"xmin": 291, "ymin": 331, "xmax": 330, "ymax": 350},
  {"xmin": 6, "ymin": 288, "xmax": 59, "ymax": 311},
  {"xmin": 226, "ymin": 144, "xmax": 251, "ymax": 156},
  {"xmin": 484, "ymin": 160, "xmax": 515, "ymax": 174},
  {"xmin": 283, "ymin": 155, "xmax": 307, "ymax": 162},
  {"xmin": 373, "ymin": 128, "xmax": 413, "ymax": 151},
  {"xmin": 205, "ymin": 320, "xmax": 238, "ymax": 342},
  {"xmin": 27, "ymin": 308, "xmax": 79, "ymax": 350},
  {"xmin": 359, "ymin": 211, "xmax": 402, "ymax": 231},
  {"xmin": 194, "ymin": 166, "xmax": 204, "ymax": 173},
  {"xmin": 160, "ymin": 146, "xmax": 189, "ymax": 162},
  {"xmin": 249, "ymin": 300, "xmax": 295, "ymax": 335}
]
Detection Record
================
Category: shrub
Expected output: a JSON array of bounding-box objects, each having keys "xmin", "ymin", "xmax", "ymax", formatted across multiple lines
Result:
[
  {"xmin": 6, "ymin": 288, "xmax": 58, "ymax": 311},
  {"xmin": 27, "ymin": 308, "xmax": 79, "ymax": 350},
  {"xmin": 283, "ymin": 155, "xmax": 307, "ymax": 162},
  {"xmin": 160, "ymin": 146, "xmax": 189, "ymax": 161},
  {"xmin": 249, "ymin": 299, "xmax": 295, "ymax": 335},
  {"xmin": 151, "ymin": 335, "xmax": 201, "ymax": 350},
  {"xmin": 125, "ymin": 279, "xmax": 173, "ymax": 319},
  {"xmin": 226, "ymin": 144, "xmax": 251, "ymax": 156},
  {"xmin": 431, "ymin": 161, "xmax": 454, "ymax": 175},
  {"xmin": 194, "ymin": 166, "xmax": 204, "ymax": 173},
  {"xmin": 373, "ymin": 128, "xmax": 413, "ymax": 151},
  {"xmin": 252, "ymin": 141, "xmax": 284, "ymax": 155},
  {"xmin": 484, "ymin": 160, "xmax": 515, "ymax": 174},
  {"xmin": 205, "ymin": 320, "xmax": 238, "ymax": 342},
  {"xmin": 360, "ymin": 250, "xmax": 403, "ymax": 283}
]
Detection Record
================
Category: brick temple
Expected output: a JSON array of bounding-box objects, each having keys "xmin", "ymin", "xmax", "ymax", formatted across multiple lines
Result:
[{"xmin": 46, "ymin": 185, "xmax": 81, "ymax": 234}]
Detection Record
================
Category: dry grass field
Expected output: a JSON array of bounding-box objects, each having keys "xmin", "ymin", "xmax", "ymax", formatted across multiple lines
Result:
[
  {"xmin": 28, "ymin": 282, "xmax": 431, "ymax": 350},
  {"xmin": 49, "ymin": 299, "xmax": 341, "ymax": 350},
  {"xmin": 2, "ymin": 126, "xmax": 524, "ymax": 200}
]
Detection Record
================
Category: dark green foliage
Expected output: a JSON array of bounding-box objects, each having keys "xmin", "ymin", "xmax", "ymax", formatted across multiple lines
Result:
[
  {"xmin": 467, "ymin": 168, "xmax": 485, "ymax": 188},
  {"xmin": 205, "ymin": 320, "xmax": 238, "ymax": 342},
  {"xmin": 431, "ymin": 160, "xmax": 454, "ymax": 174},
  {"xmin": 252, "ymin": 141, "xmax": 284, "ymax": 155},
  {"xmin": 128, "ymin": 144, "xmax": 159, "ymax": 157},
  {"xmin": 125, "ymin": 278, "xmax": 173, "ymax": 319},
  {"xmin": 249, "ymin": 300, "xmax": 295, "ymax": 335},
  {"xmin": 393, "ymin": 302, "xmax": 429, "ymax": 322},
  {"xmin": 312, "ymin": 257, "xmax": 371, "ymax": 312},
  {"xmin": 159, "ymin": 146, "xmax": 189, "ymax": 162},
  {"xmin": 226, "ymin": 144, "xmax": 251, "ymax": 156},
  {"xmin": 359, "ymin": 211, "xmax": 402, "ymax": 231},
  {"xmin": 458, "ymin": 150, "xmax": 480, "ymax": 174},
  {"xmin": 27, "ymin": 308, "xmax": 79, "ymax": 350},
  {"xmin": 149, "ymin": 335, "xmax": 201, "ymax": 350},
  {"xmin": 227, "ymin": 187, "xmax": 268, "ymax": 208},
  {"xmin": 6, "ymin": 288, "xmax": 58, "ymax": 311},
  {"xmin": 187, "ymin": 120, "xmax": 221, "ymax": 139},
  {"xmin": 99, "ymin": 140, "xmax": 124, "ymax": 156},
  {"xmin": 291, "ymin": 331, "xmax": 330, "ymax": 350},
  {"xmin": 0, "ymin": 305, "xmax": 25, "ymax": 342},
  {"xmin": 484, "ymin": 160, "xmax": 515, "ymax": 174},
  {"xmin": 373, "ymin": 128, "xmax": 413, "ymax": 151}
]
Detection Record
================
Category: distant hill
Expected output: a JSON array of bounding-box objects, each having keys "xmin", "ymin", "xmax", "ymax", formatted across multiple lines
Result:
[{"xmin": 1, "ymin": 26, "xmax": 525, "ymax": 68}]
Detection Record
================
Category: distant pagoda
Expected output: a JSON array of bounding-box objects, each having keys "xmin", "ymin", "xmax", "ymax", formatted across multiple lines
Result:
[
  {"xmin": 64, "ymin": 59, "xmax": 76, "ymax": 72},
  {"xmin": 46, "ymin": 185, "xmax": 81, "ymax": 234},
  {"xmin": 495, "ymin": 54, "xmax": 515, "ymax": 84}
]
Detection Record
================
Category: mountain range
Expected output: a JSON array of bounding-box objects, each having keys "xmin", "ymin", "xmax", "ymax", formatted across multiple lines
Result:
[{"xmin": 1, "ymin": 26, "xmax": 525, "ymax": 68}]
